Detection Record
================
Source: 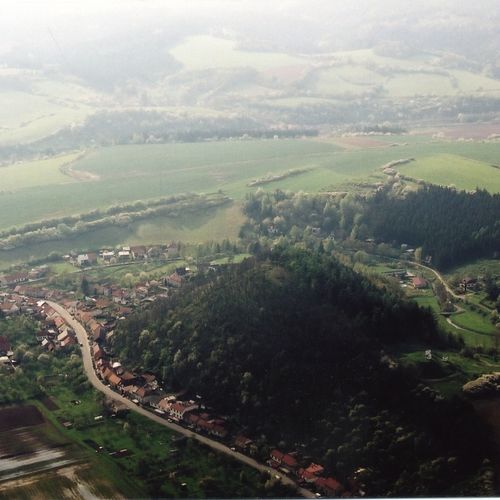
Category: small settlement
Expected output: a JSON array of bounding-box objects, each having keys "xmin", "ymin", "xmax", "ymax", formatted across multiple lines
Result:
[{"xmin": 0, "ymin": 253, "xmax": 360, "ymax": 497}]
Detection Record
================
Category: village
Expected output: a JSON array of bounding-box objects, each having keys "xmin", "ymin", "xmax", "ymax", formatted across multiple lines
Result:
[{"xmin": 0, "ymin": 248, "xmax": 358, "ymax": 499}]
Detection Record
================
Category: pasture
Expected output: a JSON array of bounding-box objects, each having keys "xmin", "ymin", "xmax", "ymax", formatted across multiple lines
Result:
[
  {"xmin": 0, "ymin": 136, "xmax": 499, "ymax": 267},
  {"xmin": 171, "ymin": 35, "xmax": 307, "ymax": 72},
  {"xmin": 398, "ymin": 153, "xmax": 500, "ymax": 192}
]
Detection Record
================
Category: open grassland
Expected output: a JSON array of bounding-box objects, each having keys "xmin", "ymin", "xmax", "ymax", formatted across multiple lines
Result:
[
  {"xmin": 0, "ymin": 153, "xmax": 80, "ymax": 191},
  {"xmin": 451, "ymin": 307, "xmax": 497, "ymax": 336},
  {"xmin": 2, "ymin": 137, "xmax": 500, "ymax": 232},
  {"xmin": 444, "ymin": 259, "xmax": 500, "ymax": 282},
  {"xmin": 0, "ymin": 137, "xmax": 499, "ymax": 266},
  {"xmin": 171, "ymin": 35, "xmax": 307, "ymax": 72},
  {"xmin": 396, "ymin": 346, "xmax": 500, "ymax": 398},
  {"xmin": 0, "ymin": 89, "xmax": 93, "ymax": 147},
  {"xmin": 0, "ymin": 203, "xmax": 242, "ymax": 270},
  {"xmin": 399, "ymin": 153, "xmax": 500, "ymax": 192}
]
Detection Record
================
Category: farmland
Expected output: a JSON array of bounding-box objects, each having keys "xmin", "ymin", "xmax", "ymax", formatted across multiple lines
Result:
[
  {"xmin": 0, "ymin": 355, "xmax": 292, "ymax": 499},
  {"xmin": 0, "ymin": 135, "xmax": 499, "ymax": 268},
  {"xmin": 2, "ymin": 137, "xmax": 500, "ymax": 230},
  {"xmin": 398, "ymin": 153, "xmax": 500, "ymax": 192}
]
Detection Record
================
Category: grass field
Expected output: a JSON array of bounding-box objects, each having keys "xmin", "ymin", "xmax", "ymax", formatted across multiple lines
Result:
[
  {"xmin": 0, "ymin": 152, "xmax": 80, "ymax": 191},
  {"xmin": 0, "ymin": 89, "xmax": 93, "ymax": 147},
  {"xmin": 0, "ymin": 136, "xmax": 499, "ymax": 267},
  {"xmin": 396, "ymin": 346, "xmax": 500, "ymax": 398},
  {"xmin": 444, "ymin": 259, "xmax": 500, "ymax": 282},
  {"xmin": 2, "ymin": 137, "xmax": 500, "ymax": 232},
  {"xmin": 0, "ymin": 203, "xmax": 243, "ymax": 270},
  {"xmin": 451, "ymin": 307, "xmax": 496, "ymax": 335},
  {"xmin": 398, "ymin": 153, "xmax": 500, "ymax": 191},
  {"xmin": 171, "ymin": 35, "xmax": 307, "ymax": 72}
]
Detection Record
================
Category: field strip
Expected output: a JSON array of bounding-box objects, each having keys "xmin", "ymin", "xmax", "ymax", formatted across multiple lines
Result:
[
  {"xmin": 0, "ymin": 458, "xmax": 81, "ymax": 483},
  {"xmin": 72, "ymin": 151, "xmax": 339, "ymax": 177}
]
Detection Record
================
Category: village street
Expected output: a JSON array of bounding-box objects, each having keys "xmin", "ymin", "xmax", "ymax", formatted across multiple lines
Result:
[{"xmin": 47, "ymin": 301, "xmax": 315, "ymax": 499}]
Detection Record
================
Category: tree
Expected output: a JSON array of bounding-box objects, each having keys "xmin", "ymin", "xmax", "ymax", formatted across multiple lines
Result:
[{"xmin": 81, "ymin": 276, "xmax": 90, "ymax": 297}]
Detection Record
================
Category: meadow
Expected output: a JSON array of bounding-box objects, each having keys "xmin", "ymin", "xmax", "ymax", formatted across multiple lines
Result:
[{"xmin": 0, "ymin": 136, "xmax": 499, "ymax": 268}]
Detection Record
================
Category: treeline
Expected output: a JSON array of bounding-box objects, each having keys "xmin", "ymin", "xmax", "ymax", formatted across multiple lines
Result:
[
  {"xmin": 110, "ymin": 248, "xmax": 491, "ymax": 496},
  {"xmin": 241, "ymin": 185, "xmax": 500, "ymax": 269},
  {"xmin": 0, "ymin": 109, "xmax": 317, "ymax": 164},
  {"xmin": 247, "ymin": 168, "xmax": 313, "ymax": 187},
  {"xmin": 0, "ymin": 193, "xmax": 230, "ymax": 251},
  {"xmin": 366, "ymin": 186, "xmax": 500, "ymax": 269}
]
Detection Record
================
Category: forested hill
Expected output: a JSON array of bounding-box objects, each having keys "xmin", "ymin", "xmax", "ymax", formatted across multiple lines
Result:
[
  {"xmin": 112, "ymin": 248, "xmax": 443, "ymax": 416},
  {"xmin": 111, "ymin": 249, "xmax": 492, "ymax": 496},
  {"xmin": 366, "ymin": 186, "xmax": 500, "ymax": 269}
]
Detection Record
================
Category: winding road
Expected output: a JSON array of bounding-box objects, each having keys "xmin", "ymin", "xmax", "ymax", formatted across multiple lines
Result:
[{"xmin": 47, "ymin": 301, "xmax": 314, "ymax": 499}]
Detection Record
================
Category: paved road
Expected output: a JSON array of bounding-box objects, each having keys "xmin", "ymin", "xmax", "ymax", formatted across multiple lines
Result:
[{"xmin": 47, "ymin": 301, "xmax": 314, "ymax": 499}]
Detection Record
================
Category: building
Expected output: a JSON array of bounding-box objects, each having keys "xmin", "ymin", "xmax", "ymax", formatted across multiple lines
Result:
[{"xmin": 412, "ymin": 277, "xmax": 428, "ymax": 289}]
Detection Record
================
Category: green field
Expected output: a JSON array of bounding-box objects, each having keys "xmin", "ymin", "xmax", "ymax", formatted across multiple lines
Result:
[
  {"xmin": 2, "ymin": 137, "xmax": 500, "ymax": 232},
  {"xmin": 451, "ymin": 307, "xmax": 496, "ymax": 335},
  {"xmin": 0, "ymin": 136, "xmax": 499, "ymax": 267},
  {"xmin": 399, "ymin": 153, "xmax": 500, "ymax": 192},
  {"xmin": 171, "ymin": 35, "xmax": 306, "ymax": 72},
  {"xmin": 0, "ymin": 152, "xmax": 80, "ymax": 191},
  {"xmin": 397, "ymin": 346, "xmax": 500, "ymax": 397}
]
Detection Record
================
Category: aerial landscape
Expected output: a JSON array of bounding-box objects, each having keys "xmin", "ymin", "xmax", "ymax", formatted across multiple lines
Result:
[{"xmin": 0, "ymin": 1, "xmax": 499, "ymax": 498}]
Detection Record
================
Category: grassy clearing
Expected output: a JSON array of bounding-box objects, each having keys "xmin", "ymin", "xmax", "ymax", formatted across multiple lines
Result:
[
  {"xmin": 451, "ymin": 307, "xmax": 496, "ymax": 335},
  {"xmin": 398, "ymin": 153, "xmax": 500, "ymax": 192},
  {"xmin": 2, "ymin": 137, "xmax": 500, "ymax": 234},
  {"xmin": 0, "ymin": 153, "xmax": 80, "ymax": 191},
  {"xmin": 171, "ymin": 35, "xmax": 306, "ymax": 71},
  {"xmin": 396, "ymin": 346, "xmax": 500, "ymax": 398},
  {"xmin": 0, "ymin": 204, "xmax": 243, "ymax": 270},
  {"xmin": 0, "ymin": 90, "xmax": 91, "ymax": 147},
  {"xmin": 444, "ymin": 259, "xmax": 500, "ymax": 281}
]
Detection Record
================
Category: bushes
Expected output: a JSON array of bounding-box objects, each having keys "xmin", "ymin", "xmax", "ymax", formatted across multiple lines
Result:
[{"xmin": 0, "ymin": 193, "xmax": 230, "ymax": 251}]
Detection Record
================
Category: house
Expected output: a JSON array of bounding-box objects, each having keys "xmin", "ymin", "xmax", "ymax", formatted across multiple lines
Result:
[
  {"xmin": 141, "ymin": 373, "xmax": 158, "ymax": 390},
  {"xmin": 102, "ymin": 251, "xmax": 115, "ymax": 262},
  {"xmin": 41, "ymin": 339, "xmax": 55, "ymax": 351},
  {"xmin": 304, "ymin": 463, "xmax": 324, "ymax": 476},
  {"xmin": 0, "ymin": 303, "xmax": 20, "ymax": 316},
  {"xmin": 158, "ymin": 398, "xmax": 174, "ymax": 412},
  {"xmin": 298, "ymin": 469, "xmax": 319, "ymax": 484},
  {"xmin": 234, "ymin": 435, "xmax": 253, "ymax": 451},
  {"xmin": 211, "ymin": 423, "xmax": 228, "ymax": 438},
  {"xmin": 1, "ymin": 272, "xmax": 29, "ymax": 286},
  {"xmin": 108, "ymin": 372, "xmax": 122, "ymax": 387},
  {"xmin": 169, "ymin": 401, "xmax": 198, "ymax": 421},
  {"xmin": 143, "ymin": 394, "xmax": 164, "ymax": 409},
  {"xmin": 460, "ymin": 277, "xmax": 478, "ymax": 292},
  {"xmin": 131, "ymin": 246, "xmax": 147, "ymax": 260},
  {"xmin": 270, "ymin": 449, "xmax": 284, "ymax": 466},
  {"xmin": 57, "ymin": 330, "xmax": 70, "ymax": 343},
  {"xmin": 93, "ymin": 344, "xmax": 105, "ymax": 361},
  {"xmin": 281, "ymin": 453, "xmax": 298, "ymax": 472},
  {"xmin": 412, "ymin": 277, "xmax": 428, "ymax": 289},
  {"xmin": 60, "ymin": 336, "xmax": 76, "ymax": 348},
  {"xmin": 316, "ymin": 477, "xmax": 344, "ymax": 497},
  {"xmin": 87, "ymin": 253, "xmax": 98, "ymax": 265},
  {"xmin": 120, "ymin": 371, "xmax": 137, "ymax": 386},
  {"xmin": 36, "ymin": 330, "xmax": 51, "ymax": 342},
  {"xmin": 134, "ymin": 386, "xmax": 153, "ymax": 403},
  {"xmin": 118, "ymin": 250, "xmax": 131, "ymax": 261},
  {"xmin": 89, "ymin": 321, "xmax": 105, "ymax": 342},
  {"xmin": 166, "ymin": 272, "xmax": 184, "ymax": 288},
  {"xmin": 77, "ymin": 254, "xmax": 90, "ymax": 267},
  {"xmin": 54, "ymin": 316, "xmax": 66, "ymax": 330}
]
